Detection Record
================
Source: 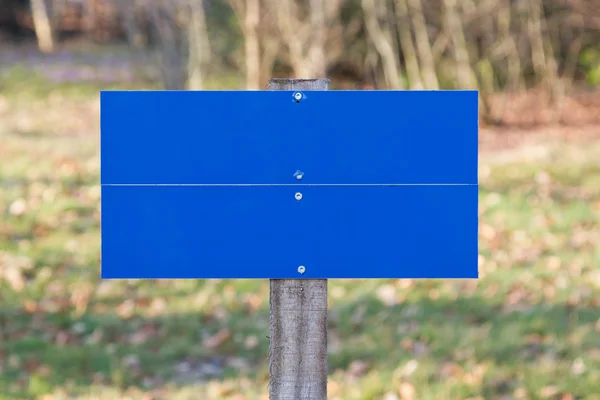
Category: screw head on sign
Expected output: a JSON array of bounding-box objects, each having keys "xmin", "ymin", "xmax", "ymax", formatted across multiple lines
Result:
[
  {"xmin": 298, "ymin": 265, "xmax": 306, "ymax": 274},
  {"xmin": 294, "ymin": 92, "xmax": 302, "ymax": 101},
  {"xmin": 295, "ymin": 192, "xmax": 303, "ymax": 201},
  {"xmin": 294, "ymin": 170, "xmax": 304, "ymax": 180}
]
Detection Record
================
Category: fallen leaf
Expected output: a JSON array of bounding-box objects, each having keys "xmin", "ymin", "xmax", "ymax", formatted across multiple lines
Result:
[
  {"xmin": 244, "ymin": 335, "xmax": 258, "ymax": 350},
  {"xmin": 203, "ymin": 328, "xmax": 231, "ymax": 349},
  {"xmin": 330, "ymin": 286, "xmax": 346, "ymax": 299},
  {"xmin": 399, "ymin": 382, "xmax": 416, "ymax": 400},
  {"xmin": 122, "ymin": 354, "xmax": 140, "ymax": 368},
  {"xmin": 328, "ymin": 380, "xmax": 341, "ymax": 396},
  {"xmin": 347, "ymin": 360, "xmax": 371, "ymax": 379},
  {"xmin": 116, "ymin": 299, "xmax": 135, "ymax": 319},
  {"xmin": 213, "ymin": 306, "xmax": 229, "ymax": 321},
  {"xmin": 513, "ymin": 387, "xmax": 528, "ymax": 399},
  {"xmin": 383, "ymin": 392, "xmax": 399, "ymax": 400},
  {"xmin": 376, "ymin": 284, "xmax": 397, "ymax": 306},
  {"xmin": 129, "ymin": 330, "xmax": 150, "ymax": 345},
  {"xmin": 23, "ymin": 300, "xmax": 38, "ymax": 313},
  {"xmin": 351, "ymin": 305, "xmax": 366, "ymax": 326},
  {"xmin": 572, "ymin": 357, "xmax": 586, "ymax": 375},
  {"xmin": 413, "ymin": 341, "xmax": 429, "ymax": 357},
  {"xmin": 8, "ymin": 355, "xmax": 20, "ymax": 368},
  {"xmin": 70, "ymin": 285, "xmax": 91, "ymax": 315},
  {"xmin": 149, "ymin": 297, "xmax": 167, "ymax": 316},
  {"xmin": 399, "ymin": 359, "xmax": 418, "ymax": 377},
  {"xmin": 8, "ymin": 198, "xmax": 26, "ymax": 216},
  {"xmin": 55, "ymin": 331, "xmax": 71, "ymax": 346},
  {"xmin": 4, "ymin": 267, "xmax": 24, "ymax": 292},
  {"xmin": 540, "ymin": 386, "xmax": 559, "ymax": 398},
  {"xmin": 227, "ymin": 356, "xmax": 250, "ymax": 371},
  {"xmin": 439, "ymin": 362, "xmax": 463, "ymax": 379}
]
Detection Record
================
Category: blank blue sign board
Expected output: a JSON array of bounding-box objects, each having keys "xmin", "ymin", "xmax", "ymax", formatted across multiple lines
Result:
[{"xmin": 100, "ymin": 90, "xmax": 478, "ymax": 279}]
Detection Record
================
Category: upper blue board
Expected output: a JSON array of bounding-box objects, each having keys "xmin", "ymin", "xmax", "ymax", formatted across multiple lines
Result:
[
  {"xmin": 101, "ymin": 91, "xmax": 478, "ymax": 185},
  {"xmin": 100, "ymin": 90, "xmax": 479, "ymax": 279}
]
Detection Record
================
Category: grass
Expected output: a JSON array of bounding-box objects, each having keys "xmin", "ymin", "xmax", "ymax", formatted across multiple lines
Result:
[
  {"xmin": 1, "ymin": 77, "xmax": 600, "ymax": 399},
  {"xmin": 0, "ymin": 64, "xmax": 244, "ymax": 103}
]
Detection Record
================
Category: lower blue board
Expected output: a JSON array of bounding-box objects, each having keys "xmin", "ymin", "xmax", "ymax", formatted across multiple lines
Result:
[{"xmin": 101, "ymin": 185, "xmax": 478, "ymax": 279}]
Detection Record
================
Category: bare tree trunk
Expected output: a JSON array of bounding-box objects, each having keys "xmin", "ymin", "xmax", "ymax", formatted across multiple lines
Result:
[
  {"xmin": 442, "ymin": 0, "xmax": 489, "ymax": 118},
  {"xmin": 266, "ymin": 0, "xmax": 336, "ymax": 78},
  {"xmin": 31, "ymin": 0, "xmax": 56, "ymax": 53},
  {"xmin": 361, "ymin": 0, "xmax": 404, "ymax": 89},
  {"xmin": 53, "ymin": 0, "xmax": 65, "ymax": 20},
  {"xmin": 442, "ymin": 0, "xmax": 477, "ymax": 89},
  {"xmin": 188, "ymin": 0, "xmax": 211, "ymax": 90},
  {"xmin": 269, "ymin": 0, "xmax": 310, "ymax": 77},
  {"xmin": 526, "ymin": 0, "xmax": 563, "ymax": 110},
  {"xmin": 561, "ymin": 34, "xmax": 584, "ymax": 92},
  {"xmin": 544, "ymin": 38, "xmax": 563, "ymax": 109},
  {"xmin": 245, "ymin": 0, "xmax": 261, "ymax": 89},
  {"xmin": 528, "ymin": 0, "xmax": 548, "ymax": 87},
  {"xmin": 498, "ymin": 0, "xmax": 522, "ymax": 92},
  {"xmin": 407, "ymin": 0, "xmax": 439, "ymax": 89},
  {"xmin": 117, "ymin": 0, "xmax": 146, "ymax": 48},
  {"xmin": 310, "ymin": 0, "xmax": 327, "ymax": 77},
  {"xmin": 488, "ymin": 0, "xmax": 522, "ymax": 123},
  {"xmin": 259, "ymin": 33, "xmax": 280, "ymax": 85},
  {"xmin": 229, "ymin": 0, "xmax": 262, "ymax": 89},
  {"xmin": 323, "ymin": 0, "xmax": 348, "ymax": 67},
  {"xmin": 365, "ymin": 38, "xmax": 382, "ymax": 88},
  {"xmin": 149, "ymin": 3, "xmax": 187, "ymax": 90},
  {"xmin": 537, "ymin": 1, "xmax": 562, "ymax": 105},
  {"xmin": 81, "ymin": 0, "xmax": 94, "ymax": 33},
  {"xmin": 470, "ymin": 2, "xmax": 499, "ymax": 121},
  {"xmin": 394, "ymin": 0, "xmax": 423, "ymax": 89}
]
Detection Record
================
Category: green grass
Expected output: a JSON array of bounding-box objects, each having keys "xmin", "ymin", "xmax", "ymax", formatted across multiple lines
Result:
[
  {"xmin": 0, "ymin": 64, "xmax": 245, "ymax": 103},
  {"xmin": 1, "ymin": 89, "xmax": 600, "ymax": 399},
  {"xmin": 0, "ymin": 67, "xmax": 142, "ymax": 101}
]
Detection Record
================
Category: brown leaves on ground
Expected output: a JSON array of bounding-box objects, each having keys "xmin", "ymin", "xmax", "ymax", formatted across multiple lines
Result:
[
  {"xmin": 203, "ymin": 327, "xmax": 231, "ymax": 350},
  {"xmin": 0, "ymin": 251, "xmax": 33, "ymax": 292},
  {"xmin": 2, "ymin": 79, "xmax": 600, "ymax": 399},
  {"xmin": 479, "ymin": 89, "xmax": 600, "ymax": 156},
  {"xmin": 0, "ymin": 94, "xmax": 98, "ymax": 138},
  {"xmin": 485, "ymin": 88, "xmax": 600, "ymax": 128}
]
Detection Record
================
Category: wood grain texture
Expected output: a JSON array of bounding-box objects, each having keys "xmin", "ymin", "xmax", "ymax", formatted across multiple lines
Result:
[{"xmin": 268, "ymin": 78, "xmax": 329, "ymax": 400}]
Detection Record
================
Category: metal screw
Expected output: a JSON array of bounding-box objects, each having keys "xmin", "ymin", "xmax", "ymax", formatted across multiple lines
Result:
[
  {"xmin": 295, "ymin": 192, "xmax": 303, "ymax": 201},
  {"xmin": 298, "ymin": 265, "xmax": 306, "ymax": 274},
  {"xmin": 294, "ymin": 92, "xmax": 302, "ymax": 101},
  {"xmin": 294, "ymin": 170, "xmax": 304, "ymax": 180}
]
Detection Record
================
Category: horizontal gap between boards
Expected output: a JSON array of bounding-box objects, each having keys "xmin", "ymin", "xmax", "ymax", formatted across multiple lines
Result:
[{"xmin": 101, "ymin": 183, "xmax": 478, "ymax": 187}]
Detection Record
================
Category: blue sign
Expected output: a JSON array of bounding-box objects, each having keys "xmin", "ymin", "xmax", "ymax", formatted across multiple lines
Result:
[{"xmin": 101, "ymin": 90, "xmax": 478, "ymax": 279}]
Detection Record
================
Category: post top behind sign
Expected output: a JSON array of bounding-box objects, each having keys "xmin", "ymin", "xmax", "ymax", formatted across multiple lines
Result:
[{"xmin": 268, "ymin": 78, "xmax": 330, "ymax": 90}]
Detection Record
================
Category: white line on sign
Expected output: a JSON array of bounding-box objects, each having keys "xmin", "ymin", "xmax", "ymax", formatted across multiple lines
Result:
[{"xmin": 102, "ymin": 183, "xmax": 478, "ymax": 187}]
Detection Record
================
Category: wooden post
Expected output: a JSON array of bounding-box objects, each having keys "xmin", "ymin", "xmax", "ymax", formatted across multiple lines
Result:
[{"xmin": 268, "ymin": 78, "xmax": 329, "ymax": 400}]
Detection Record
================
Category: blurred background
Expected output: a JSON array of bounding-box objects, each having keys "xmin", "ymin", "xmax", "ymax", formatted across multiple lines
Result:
[{"xmin": 0, "ymin": 0, "xmax": 600, "ymax": 399}]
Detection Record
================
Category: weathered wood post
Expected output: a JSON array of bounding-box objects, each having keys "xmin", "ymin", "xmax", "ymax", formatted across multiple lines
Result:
[{"xmin": 268, "ymin": 78, "xmax": 329, "ymax": 400}]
